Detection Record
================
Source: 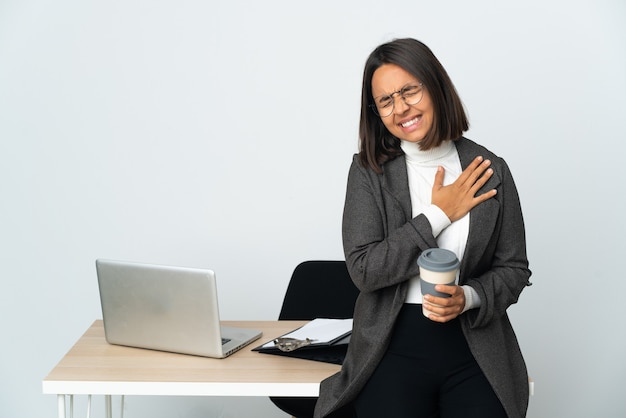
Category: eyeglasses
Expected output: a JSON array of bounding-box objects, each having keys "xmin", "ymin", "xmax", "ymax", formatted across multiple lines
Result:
[
  {"xmin": 273, "ymin": 337, "xmax": 316, "ymax": 352},
  {"xmin": 369, "ymin": 83, "xmax": 424, "ymax": 117}
]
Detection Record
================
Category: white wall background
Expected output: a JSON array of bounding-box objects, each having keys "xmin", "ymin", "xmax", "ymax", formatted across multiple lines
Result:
[{"xmin": 1, "ymin": 0, "xmax": 624, "ymax": 417}]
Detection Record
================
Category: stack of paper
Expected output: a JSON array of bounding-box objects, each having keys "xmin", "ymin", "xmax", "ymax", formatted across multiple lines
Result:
[{"xmin": 260, "ymin": 318, "xmax": 352, "ymax": 349}]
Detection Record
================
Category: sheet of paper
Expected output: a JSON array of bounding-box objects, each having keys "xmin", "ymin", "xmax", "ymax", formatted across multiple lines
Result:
[{"xmin": 261, "ymin": 318, "xmax": 353, "ymax": 348}]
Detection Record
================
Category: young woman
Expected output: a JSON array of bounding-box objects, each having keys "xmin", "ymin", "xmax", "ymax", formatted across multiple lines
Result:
[{"xmin": 314, "ymin": 38, "xmax": 532, "ymax": 418}]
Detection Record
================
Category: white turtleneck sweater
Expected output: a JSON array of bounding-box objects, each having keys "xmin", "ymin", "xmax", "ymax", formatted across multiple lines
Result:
[{"xmin": 401, "ymin": 140, "xmax": 480, "ymax": 312}]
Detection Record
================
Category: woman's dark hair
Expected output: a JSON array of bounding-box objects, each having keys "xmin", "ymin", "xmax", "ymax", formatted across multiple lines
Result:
[{"xmin": 359, "ymin": 38, "xmax": 469, "ymax": 173}]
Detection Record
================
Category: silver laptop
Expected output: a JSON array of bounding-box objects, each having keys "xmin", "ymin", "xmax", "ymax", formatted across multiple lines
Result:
[{"xmin": 96, "ymin": 259, "xmax": 262, "ymax": 358}]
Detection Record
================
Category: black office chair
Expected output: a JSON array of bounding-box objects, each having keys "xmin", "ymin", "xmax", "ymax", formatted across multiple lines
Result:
[{"xmin": 270, "ymin": 261, "xmax": 359, "ymax": 418}]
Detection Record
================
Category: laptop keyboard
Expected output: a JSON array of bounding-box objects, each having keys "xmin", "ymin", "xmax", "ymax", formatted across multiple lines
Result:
[{"xmin": 221, "ymin": 338, "xmax": 231, "ymax": 345}]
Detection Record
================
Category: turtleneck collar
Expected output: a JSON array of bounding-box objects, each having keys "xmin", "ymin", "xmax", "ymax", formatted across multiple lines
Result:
[{"xmin": 400, "ymin": 139, "xmax": 455, "ymax": 164}]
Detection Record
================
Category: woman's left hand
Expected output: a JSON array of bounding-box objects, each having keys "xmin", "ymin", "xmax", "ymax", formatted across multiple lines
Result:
[{"xmin": 422, "ymin": 285, "xmax": 466, "ymax": 323}]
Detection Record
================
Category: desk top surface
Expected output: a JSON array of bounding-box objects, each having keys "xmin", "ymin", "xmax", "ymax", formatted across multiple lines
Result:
[{"xmin": 43, "ymin": 320, "xmax": 341, "ymax": 397}]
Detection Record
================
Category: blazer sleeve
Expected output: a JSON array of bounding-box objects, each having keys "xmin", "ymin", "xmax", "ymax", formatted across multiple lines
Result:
[{"xmin": 342, "ymin": 156, "xmax": 438, "ymax": 293}]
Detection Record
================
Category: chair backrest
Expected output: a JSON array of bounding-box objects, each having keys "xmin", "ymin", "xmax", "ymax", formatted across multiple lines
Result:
[{"xmin": 278, "ymin": 260, "xmax": 360, "ymax": 320}]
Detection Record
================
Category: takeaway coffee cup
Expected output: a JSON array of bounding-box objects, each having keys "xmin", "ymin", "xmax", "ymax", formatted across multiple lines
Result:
[{"xmin": 418, "ymin": 248, "xmax": 460, "ymax": 317}]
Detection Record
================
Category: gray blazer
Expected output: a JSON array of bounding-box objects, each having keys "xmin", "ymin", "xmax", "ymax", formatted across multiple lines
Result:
[{"xmin": 314, "ymin": 137, "xmax": 531, "ymax": 418}]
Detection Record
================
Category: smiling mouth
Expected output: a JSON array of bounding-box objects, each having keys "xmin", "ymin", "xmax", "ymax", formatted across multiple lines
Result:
[{"xmin": 400, "ymin": 116, "xmax": 421, "ymax": 128}]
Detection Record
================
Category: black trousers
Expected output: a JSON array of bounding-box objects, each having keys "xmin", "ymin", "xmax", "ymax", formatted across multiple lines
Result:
[{"xmin": 354, "ymin": 304, "xmax": 507, "ymax": 418}]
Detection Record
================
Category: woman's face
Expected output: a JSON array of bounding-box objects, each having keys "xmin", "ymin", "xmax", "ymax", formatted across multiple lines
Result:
[{"xmin": 371, "ymin": 63, "xmax": 434, "ymax": 143}]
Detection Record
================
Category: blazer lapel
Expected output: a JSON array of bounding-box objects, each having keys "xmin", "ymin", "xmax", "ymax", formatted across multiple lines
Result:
[
  {"xmin": 381, "ymin": 155, "xmax": 413, "ymax": 222},
  {"xmin": 455, "ymin": 139, "xmax": 501, "ymax": 280}
]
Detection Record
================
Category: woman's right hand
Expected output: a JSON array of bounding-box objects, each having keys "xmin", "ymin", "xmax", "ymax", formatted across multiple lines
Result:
[{"xmin": 431, "ymin": 156, "xmax": 497, "ymax": 222}]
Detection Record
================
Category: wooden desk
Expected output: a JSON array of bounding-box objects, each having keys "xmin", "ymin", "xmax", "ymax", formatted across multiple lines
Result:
[{"xmin": 43, "ymin": 320, "xmax": 341, "ymax": 417}]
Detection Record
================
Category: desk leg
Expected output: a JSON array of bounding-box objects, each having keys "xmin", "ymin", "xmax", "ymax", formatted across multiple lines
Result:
[
  {"xmin": 87, "ymin": 395, "xmax": 92, "ymax": 418},
  {"xmin": 105, "ymin": 395, "xmax": 112, "ymax": 418},
  {"xmin": 57, "ymin": 395, "xmax": 65, "ymax": 418}
]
